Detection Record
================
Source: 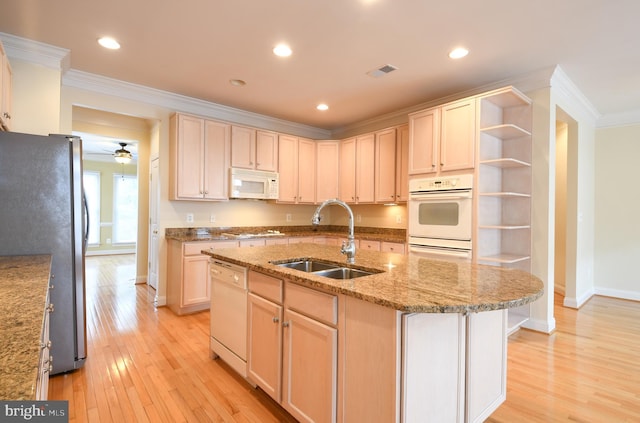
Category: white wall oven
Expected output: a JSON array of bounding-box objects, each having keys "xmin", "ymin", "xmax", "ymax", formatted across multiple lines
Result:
[{"xmin": 408, "ymin": 174, "xmax": 473, "ymax": 260}]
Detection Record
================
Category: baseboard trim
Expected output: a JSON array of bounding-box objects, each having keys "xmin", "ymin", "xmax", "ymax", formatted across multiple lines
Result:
[
  {"xmin": 594, "ymin": 288, "xmax": 640, "ymax": 302},
  {"xmin": 521, "ymin": 317, "xmax": 556, "ymax": 334}
]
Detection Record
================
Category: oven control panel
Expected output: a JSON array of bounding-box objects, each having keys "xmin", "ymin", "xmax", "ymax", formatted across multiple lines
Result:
[{"xmin": 409, "ymin": 174, "xmax": 473, "ymax": 192}]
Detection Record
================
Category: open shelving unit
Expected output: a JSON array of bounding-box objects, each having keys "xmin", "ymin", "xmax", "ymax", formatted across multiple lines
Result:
[{"xmin": 475, "ymin": 87, "xmax": 533, "ymax": 334}]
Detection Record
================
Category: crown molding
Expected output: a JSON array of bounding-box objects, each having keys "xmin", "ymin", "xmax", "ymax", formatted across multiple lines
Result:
[
  {"xmin": 596, "ymin": 109, "xmax": 640, "ymax": 128},
  {"xmin": 63, "ymin": 69, "xmax": 331, "ymax": 139},
  {"xmin": 0, "ymin": 32, "xmax": 70, "ymax": 71},
  {"xmin": 550, "ymin": 66, "xmax": 600, "ymax": 123}
]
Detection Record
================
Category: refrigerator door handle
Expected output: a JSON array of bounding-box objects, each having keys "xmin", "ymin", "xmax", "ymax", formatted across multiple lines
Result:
[{"xmin": 83, "ymin": 190, "xmax": 89, "ymax": 253}]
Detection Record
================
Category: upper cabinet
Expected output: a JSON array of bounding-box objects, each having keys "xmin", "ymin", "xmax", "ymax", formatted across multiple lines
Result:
[
  {"xmin": 375, "ymin": 126, "xmax": 409, "ymax": 204},
  {"xmin": 340, "ymin": 134, "xmax": 375, "ymax": 204},
  {"xmin": 169, "ymin": 113, "xmax": 230, "ymax": 201},
  {"xmin": 278, "ymin": 135, "xmax": 316, "ymax": 204},
  {"xmin": 0, "ymin": 40, "xmax": 13, "ymax": 131},
  {"xmin": 316, "ymin": 141, "xmax": 340, "ymax": 203},
  {"xmin": 231, "ymin": 126, "xmax": 278, "ymax": 172},
  {"xmin": 409, "ymin": 98, "xmax": 475, "ymax": 175}
]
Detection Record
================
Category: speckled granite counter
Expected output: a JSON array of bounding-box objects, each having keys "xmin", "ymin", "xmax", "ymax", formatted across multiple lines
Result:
[
  {"xmin": 165, "ymin": 225, "xmax": 406, "ymax": 244},
  {"xmin": 202, "ymin": 243, "xmax": 543, "ymax": 313},
  {"xmin": 0, "ymin": 255, "xmax": 51, "ymax": 400}
]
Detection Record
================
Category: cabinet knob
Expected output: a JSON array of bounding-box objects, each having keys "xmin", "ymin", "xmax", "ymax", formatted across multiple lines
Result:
[
  {"xmin": 272, "ymin": 317, "xmax": 279, "ymax": 323},
  {"xmin": 47, "ymin": 303, "xmax": 55, "ymax": 313},
  {"xmin": 282, "ymin": 321, "xmax": 290, "ymax": 328},
  {"xmin": 3, "ymin": 112, "xmax": 10, "ymax": 119}
]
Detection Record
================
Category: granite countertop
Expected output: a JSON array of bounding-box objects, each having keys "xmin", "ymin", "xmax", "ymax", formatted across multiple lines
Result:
[
  {"xmin": 202, "ymin": 243, "xmax": 543, "ymax": 314},
  {"xmin": 0, "ymin": 255, "xmax": 51, "ymax": 400},
  {"xmin": 165, "ymin": 225, "xmax": 406, "ymax": 244}
]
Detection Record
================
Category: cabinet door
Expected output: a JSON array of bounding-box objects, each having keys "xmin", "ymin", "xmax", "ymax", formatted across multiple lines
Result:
[
  {"xmin": 395, "ymin": 125, "xmax": 409, "ymax": 202},
  {"xmin": 297, "ymin": 138, "xmax": 316, "ymax": 204},
  {"xmin": 356, "ymin": 134, "xmax": 375, "ymax": 203},
  {"xmin": 375, "ymin": 128, "xmax": 397, "ymax": 203},
  {"xmin": 440, "ymin": 99, "xmax": 476, "ymax": 172},
  {"xmin": 408, "ymin": 108, "xmax": 439, "ymax": 175},
  {"xmin": 256, "ymin": 130, "xmax": 278, "ymax": 171},
  {"xmin": 339, "ymin": 138, "xmax": 356, "ymax": 203},
  {"xmin": 360, "ymin": 239, "xmax": 381, "ymax": 251},
  {"xmin": 278, "ymin": 134, "xmax": 298, "ymax": 203},
  {"xmin": 1, "ymin": 43, "xmax": 12, "ymax": 130},
  {"xmin": 231, "ymin": 125, "xmax": 256, "ymax": 169},
  {"xmin": 203, "ymin": 120, "xmax": 230, "ymax": 199},
  {"xmin": 175, "ymin": 114, "xmax": 205, "ymax": 199},
  {"xmin": 248, "ymin": 293, "xmax": 283, "ymax": 402},
  {"xmin": 316, "ymin": 141, "xmax": 340, "ymax": 203},
  {"xmin": 182, "ymin": 255, "xmax": 210, "ymax": 306},
  {"xmin": 282, "ymin": 309, "xmax": 337, "ymax": 423}
]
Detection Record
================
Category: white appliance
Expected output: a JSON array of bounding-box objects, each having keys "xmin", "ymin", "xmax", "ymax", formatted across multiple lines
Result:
[
  {"xmin": 210, "ymin": 259, "xmax": 248, "ymax": 377},
  {"xmin": 408, "ymin": 174, "xmax": 473, "ymax": 260},
  {"xmin": 229, "ymin": 167, "xmax": 279, "ymax": 199}
]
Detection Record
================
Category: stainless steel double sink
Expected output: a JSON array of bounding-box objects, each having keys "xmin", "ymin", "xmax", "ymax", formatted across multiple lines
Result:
[{"xmin": 271, "ymin": 259, "xmax": 381, "ymax": 280}]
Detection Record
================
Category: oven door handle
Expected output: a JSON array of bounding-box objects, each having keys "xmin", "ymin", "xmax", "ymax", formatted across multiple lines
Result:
[
  {"xmin": 409, "ymin": 245, "xmax": 472, "ymax": 259},
  {"xmin": 409, "ymin": 191, "xmax": 472, "ymax": 201}
]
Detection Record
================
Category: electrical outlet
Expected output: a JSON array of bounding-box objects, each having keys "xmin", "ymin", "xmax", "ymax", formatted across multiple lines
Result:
[
  {"xmin": 396, "ymin": 215, "xmax": 402, "ymax": 224},
  {"xmin": 356, "ymin": 214, "xmax": 362, "ymax": 223},
  {"xmin": 210, "ymin": 214, "xmax": 216, "ymax": 223},
  {"xmin": 286, "ymin": 213, "xmax": 292, "ymax": 222},
  {"xmin": 186, "ymin": 213, "xmax": 194, "ymax": 223}
]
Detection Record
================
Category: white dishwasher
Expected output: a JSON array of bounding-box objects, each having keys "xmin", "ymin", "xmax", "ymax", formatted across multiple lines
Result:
[{"xmin": 210, "ymin": 258, "xmax": 248, "ymax": 377}]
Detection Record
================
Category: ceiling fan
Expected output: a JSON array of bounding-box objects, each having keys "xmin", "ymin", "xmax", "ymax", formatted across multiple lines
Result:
[{"xmin": 113, "ymin": 142, "xmax": 132, "ymax": 164}]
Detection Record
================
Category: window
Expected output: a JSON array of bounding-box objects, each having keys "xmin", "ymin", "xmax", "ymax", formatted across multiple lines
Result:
[
  {"xmin": 83, "ymin": 171, "xmax": 101, "ymax": 246},
  {"xmin": 112, "ymin": 174, "xmax": 138, "ymax": 244}
]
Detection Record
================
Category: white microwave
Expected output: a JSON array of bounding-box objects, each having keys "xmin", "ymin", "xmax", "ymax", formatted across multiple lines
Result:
[{"xmin": 229, "ymin": 168, "xmax": 279, "ymax": 200}]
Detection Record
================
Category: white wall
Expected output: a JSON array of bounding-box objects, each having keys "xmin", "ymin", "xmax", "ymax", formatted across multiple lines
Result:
[{"xmin": 594, "ymin": 124, "xmax": 640, "ymax": 301}]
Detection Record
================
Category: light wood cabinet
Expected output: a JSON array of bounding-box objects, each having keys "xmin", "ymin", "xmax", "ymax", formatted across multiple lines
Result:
[
  {"xmin": 248, "ymin": 273, "xmax": 338, "ymax": 422},
  {"xmin": 339, "ymin": 134, "xmax": 375, "ymax": 204},
  {"xmin": 359, "ymin": 239, "xmax": 381, "ymax": 251},
  {"xmin": 0, "ymin": 40, "xmax": 12, "ymax": 131},
  {"xmin": 316, "ymin": 141, "xmax": 340, "ymax": 202},
  {"xmin": 375, "ymin": 128, "xmax": 397, "ymax": 203},
  {"xmin": 409, "ymin": 98, "xmax": 475, "ymax": 175},
  {"xmin": 381, "ymin": 241, "xmax": 405, "ymax": 254},
  {"xmin": 278, "ymin": 135, "xmax": 316, "ymax": 204},
  {"xmin": 282, "ymin": 282, "xmax": 338, "ymax": 423},
  {"xmin": 395, "ymin": 125, "xmax": 410, "ymax": 202},
  {"xmin": 231, "ymin": 126, "xmax": 278, "ymax": 171},
  {"xmin": 169, "ymin": 114, "xmax": 230, "ymax": 201},
  {"xmin": 248, "ymin": 291, "xmax": 283, "ymax": 401},
  {"xmin": 167, "ymin": 239, "xmax": 238, "ymax": 314},
  {"xmin": 36, "ymin": 285, "xmax": 52, "ymax": 400}
]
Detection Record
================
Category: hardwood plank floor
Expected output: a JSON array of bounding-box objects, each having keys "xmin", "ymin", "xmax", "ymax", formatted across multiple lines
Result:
[
  {"xmin": 49, "ymin": 254, "xmax": 296, "ymax": 423},
  {"xmin": 50, "ymin": 255, "xmax": 640, "ymax": 422}
]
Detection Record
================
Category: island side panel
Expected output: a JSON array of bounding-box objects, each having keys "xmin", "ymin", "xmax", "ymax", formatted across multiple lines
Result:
[
  {"xmin": 402, "ymin": 313, "xmax": 467, "ymax": 423},
  {"xmin": 342, "ymin": 296, "xmax": 402, "ymax": 423}
]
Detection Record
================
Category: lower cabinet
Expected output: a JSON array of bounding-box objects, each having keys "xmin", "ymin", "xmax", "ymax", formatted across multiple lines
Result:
[
  {"xmin": 248, "ymin": 272, "xmax": 338, "ymax": 423},
  {"xmin": 35, "ymin": 285, "xmax": 52, "ymax": 400},
  {"xmin": 167, "ymin": 239, "xmax": 238, "ymax": 315}
]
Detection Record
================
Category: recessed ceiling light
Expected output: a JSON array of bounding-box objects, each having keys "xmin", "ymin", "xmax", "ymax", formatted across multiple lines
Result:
[
  {"xmin": 98, "ymin": 37, "xmax": 120, "ymax": 50},
  {"xmin": 316, "ymin": 104, "xmax": 329, "ymax": 111},
  {"xmin": 449, "ymin": 47, "xmax": 469, "ymax": 59},
  {"xmin": 273, "ymin": 44, "xmax": 292, "ymax": 57},
  {"xmin": 229, "ymin": 79, "xmax": 247, "ymax": 87}
]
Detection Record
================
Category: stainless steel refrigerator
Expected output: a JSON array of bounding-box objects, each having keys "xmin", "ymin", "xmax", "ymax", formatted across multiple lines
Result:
[{"xmin": 0, "ymin": 131, "xmax": 87, "ymax": 374}]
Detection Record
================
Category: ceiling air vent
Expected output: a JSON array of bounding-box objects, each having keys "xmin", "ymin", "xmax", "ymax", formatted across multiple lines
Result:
[{"xmin": 366, "ymin": 64, "xmax": 398, "ymax": 78}]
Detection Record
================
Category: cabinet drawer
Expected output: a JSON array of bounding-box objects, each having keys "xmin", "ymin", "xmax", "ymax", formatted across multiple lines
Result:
[
  {"xmin": 184, "ymin": 240, "xmax": 237, "ymax": 255},
  {"xmin": 285, "ymin": 281, "xmax": 338, "ymax": 326},
  {"xmin": 249, "ymin": 271, "xmax": 283, "ymax": 304},
  {"xmin": 360, "ymin": 240, "xmax": 381, "ymax": 251},
  {"xmin": 381, "ymin": 241, "xmax": 405, "ymax": 254}
]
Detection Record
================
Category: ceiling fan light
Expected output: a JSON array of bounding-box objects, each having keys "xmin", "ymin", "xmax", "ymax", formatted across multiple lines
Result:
[{"xmin": 114, "ymin": 143, "xmax": 132, "ymax": 163}]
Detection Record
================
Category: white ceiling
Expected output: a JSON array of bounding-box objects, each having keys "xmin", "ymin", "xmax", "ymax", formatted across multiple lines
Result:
[{"xmin": 1, "ymin": 0, "xmax": 639, "ymax": 130}]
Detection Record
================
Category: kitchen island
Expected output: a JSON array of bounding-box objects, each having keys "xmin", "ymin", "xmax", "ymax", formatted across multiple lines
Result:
[{"xmin": 203, "ymin": 243, "xmax": 543, "ymax": 423}]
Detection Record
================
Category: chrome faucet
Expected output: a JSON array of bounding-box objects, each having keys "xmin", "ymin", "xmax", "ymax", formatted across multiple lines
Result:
[{"xmin": 312, "ymin": 198, "xmax": 356, "ymax": 264}]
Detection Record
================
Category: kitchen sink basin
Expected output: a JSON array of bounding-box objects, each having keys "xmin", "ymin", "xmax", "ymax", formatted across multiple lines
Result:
[
  {"xmin": 312, "ymin": 267, "xmax": 377, "ymax": 280},
  {"xmin": 272, "ymin": 259, "xmax": 382, "ymax": 280},
  {"xmin": 275, "ymin": 259, "xmax": 338, "ymax": 272}
]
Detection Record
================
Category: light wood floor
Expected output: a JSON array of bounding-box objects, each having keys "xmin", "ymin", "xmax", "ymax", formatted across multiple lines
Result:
[{"xmin": 50, "ymin": 255, "xmax": 640, "ymax": 422}]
